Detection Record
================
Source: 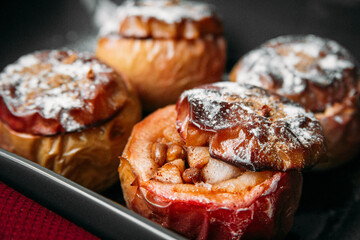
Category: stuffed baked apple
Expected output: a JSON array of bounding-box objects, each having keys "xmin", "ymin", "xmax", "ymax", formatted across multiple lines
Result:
[
  {"xmin": 96, "ymin": 0, "xmax": 226, "ymax": 111},
  {"xmin": 230, "ymin": 35, "xmax": 360, "ymax": 169},
  {"xmin": 119, "ymin": 82, "xmax": 326, "ymax": 239},
  {"xmin": 0, "ymin": 50, "xmax": 141, "ymax": 192}
]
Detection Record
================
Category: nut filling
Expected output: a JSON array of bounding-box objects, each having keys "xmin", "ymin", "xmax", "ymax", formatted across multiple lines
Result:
[
  {"xmin": 151, "ymin": 124, "xmax": 245, "ymax": 185},
  {"xmin": 119, "ymin": 105, "xmax": 303, "ymax": 240}
]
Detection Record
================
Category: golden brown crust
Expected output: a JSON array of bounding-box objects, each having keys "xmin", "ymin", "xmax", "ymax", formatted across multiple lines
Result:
[
  {"xmin": 0, "ymin": 87, "xmax": 141, "ymax": 192},
  {"xmin": 96, "ymin": 36, "xmax": 226, "ymax": 111}
]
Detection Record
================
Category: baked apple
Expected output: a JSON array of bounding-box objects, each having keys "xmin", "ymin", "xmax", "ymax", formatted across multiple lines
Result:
[
  {"xmin": 230, "ymin": 35, "xmax": 360, "ymax": 169},
  {"xmin": 177, "ymin": 82, "xmax": 326, "ymax": 171},
  {"xmin": 119, "ymin": 82, "xmax": 326, "ymax": 239},
  {"xmin": 0, "ymin": 50, "xmax": 141, "ymax": 192},
  {"xmin": 96, "ymin": 0, "xmax": 226, "ymax": 111}
]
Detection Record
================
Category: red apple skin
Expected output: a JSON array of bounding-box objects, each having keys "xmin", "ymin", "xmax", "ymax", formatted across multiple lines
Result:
[
  {"xmin": 0, "ymin": 96, "xmax": 62, "ymax": 135},
  {"xmin": 120, "ymin": 158, "xmax": 302, "ymax": 240},
  {"xmin": 119, "ymin": 106, "xmax": 303, "ymax": 239},
  {"xmin": 0, "ymin": 50, "xmax": 129, "ymax": 136}
]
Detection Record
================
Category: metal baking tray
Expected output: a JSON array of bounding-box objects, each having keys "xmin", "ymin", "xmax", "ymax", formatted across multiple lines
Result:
[
  {"xmin": 1, "ymin": 0, "xmax": 360, "ymax": 239},
  {"xmin": 0, "ymin": 149, "xmax": 186, "ymax": 240},
  {"xmin": 2, "ymin": 148, "xmax": 360, "ymax": 240}
]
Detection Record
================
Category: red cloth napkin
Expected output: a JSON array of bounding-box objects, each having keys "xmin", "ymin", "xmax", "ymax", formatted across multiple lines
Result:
[{"xmin": 0, "ymin": 181, "xmax": 99, "ymax": 240}]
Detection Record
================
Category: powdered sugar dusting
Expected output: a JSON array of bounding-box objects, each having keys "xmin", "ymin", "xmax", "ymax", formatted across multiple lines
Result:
[
  {"xmin": 235, "ymin": 35, "xmax": 355, "ymax": 94},
  {"xmin": 319, "ymin": 55, "xmax": 353, "ymax": 70},
  {"xmin": 100, "ymin": 0, "xmax": 215, "ymax": 35},
  {"xmin": 0, "ymin": 50, "xmax": 115, "ymax": 132},
  {"xmin": 177, "ymin": 82, "xmax": 325, "ymax": 171},
  {"xmin": 182, "ymin": 82, "xmax": 319, "ymax": 146},
  {"xmin": 181, "ymin": 82, "xmax": 261, "ymax": 130}
]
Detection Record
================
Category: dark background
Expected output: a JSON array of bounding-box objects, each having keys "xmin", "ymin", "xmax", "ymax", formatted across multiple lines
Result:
[
  {"xmin": 1, "ymin": 1, "xmax": 360, "ymax": 239},
  {"xmin": 1, "ymin": 0, "xmax": 360, "ymax": 72}
]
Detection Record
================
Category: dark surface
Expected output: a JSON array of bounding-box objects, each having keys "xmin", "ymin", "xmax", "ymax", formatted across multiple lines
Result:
[
  {"xmin": 1, "ymin": 0, "xmax": 360, "ymax": 71},
  {"xmin": 289, "ymin": 160, "xmax": 360, "ymax": 240},
  {"xmin": 1, "ymin": 0, "xmax": 360, "ymax": 239}
]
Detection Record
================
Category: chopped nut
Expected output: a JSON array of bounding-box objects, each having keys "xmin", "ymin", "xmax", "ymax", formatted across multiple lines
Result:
[
  {"xmin": 259, "ymin": 105, "xmax": 271, "ymax": 117},
  {"xmin": 153, "ymin": 163, "xmax": 183, "ymax": 184},
  {"xmin": 187, "ymin": 146, "xmax": 210, "ymax": 169},
  {"xmin": 182, "ymin": 168, "xmax": 201, "ymax": 184},
  {"xmin": 152, "ymin": 143, "xmax": 167, "ymax": 166},
  {"xmin": 171, "ymin": 159, "xmax": 185, "ymax": 172},
  {"xmin": 167, "ymin": 144, "xmax": 185, "ymax": 162},
  {"xmin": 87, "ymin": 69, "xmax": 95, "ymax": 80}
]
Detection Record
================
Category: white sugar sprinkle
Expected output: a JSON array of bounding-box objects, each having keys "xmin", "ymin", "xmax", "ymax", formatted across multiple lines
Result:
[
  {"xmin": 100, "ymin": 0, "xmax": 215, "ymax": 35},
  {"xmin": 0, "ymin": 50, "xmax": 115, "ymax": 132},
  {"xmin": 235, "ymin": 35, "xmax": 355, "ymax": 93}
]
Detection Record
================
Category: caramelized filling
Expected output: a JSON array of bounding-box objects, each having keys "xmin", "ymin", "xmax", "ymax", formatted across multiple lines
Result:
[{"xmin": 150, "ymin": 124, "xmax": 244, "ymax": 185}]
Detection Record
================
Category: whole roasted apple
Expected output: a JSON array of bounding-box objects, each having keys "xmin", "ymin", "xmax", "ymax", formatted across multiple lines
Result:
[
  {"xmin": 0, "ymin": 50, "xmax": 141, "ymax": 191},
  {"xmin": 120, "ymin": 82, "xmax": 326, "ymax": 239},
  {"xmin": 120, "ymin": 106, "xmax": 302, "ymax": 239},
  {"xmin": 96, "ymin": 0, "xmax": 226, "ymax": 111},
  {"xmin": 230, "ymin": 35, "xmax": 360, "ymax": 169}
]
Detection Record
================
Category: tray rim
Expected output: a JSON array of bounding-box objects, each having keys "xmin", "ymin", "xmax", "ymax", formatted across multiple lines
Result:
[{"xmin": 0, "ymin": 148, "xmax": 187, "ymax": 240}]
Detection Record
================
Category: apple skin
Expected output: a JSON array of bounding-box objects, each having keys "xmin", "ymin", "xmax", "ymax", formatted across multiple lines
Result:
[
  {"xmin": 96, "ymin": 34, "xmax": 226, "ymax": 112},
  {"xmin": 119, "ymin": 106, "xmax": 302, "ymax": 240},
  {"xmin": 120, "ymin": 158, "xmax": 302, "ymax": 240},
  {"xmin": 0, "ymin": 50, "xmax": 130, "ymax": 136},
  {"xmin": 175, "ymin": 82, "xmax": 326, "ymax": 172},
  {"xmin": 0, "ymin": 96, "xmax": 63, "ymax": 135},
  {"xmin": 229, "ymin": 35, "xmax": 360, "ymax": 170}
]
